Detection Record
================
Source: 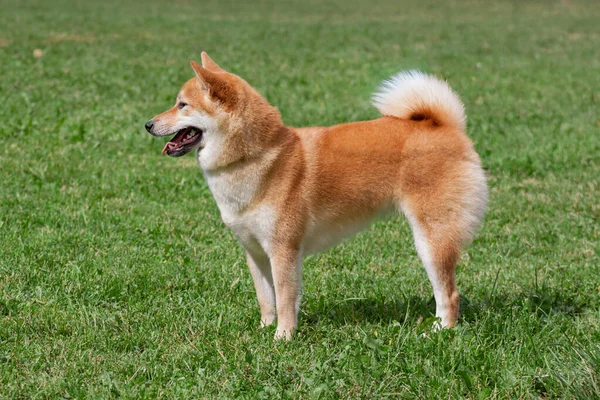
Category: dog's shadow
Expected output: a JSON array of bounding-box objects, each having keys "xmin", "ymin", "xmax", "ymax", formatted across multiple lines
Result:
[
  {"xmin": 304, "ymin": 295, "xmax": 435, "ymax": 326},
  {"xmin": 304, "ymin": 286, "xmax": 589, "ymax": 327}
]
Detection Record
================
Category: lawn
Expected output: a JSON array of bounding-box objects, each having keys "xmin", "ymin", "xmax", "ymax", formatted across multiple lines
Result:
[{"xmin": 1, "ymin": 0, "xmax": 599, "ymax": 398}]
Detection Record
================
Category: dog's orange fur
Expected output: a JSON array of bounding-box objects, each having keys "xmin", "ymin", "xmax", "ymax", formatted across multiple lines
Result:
[{"xmin": 147, "ymin": 53, "xmax": 488, "ymax": 339}]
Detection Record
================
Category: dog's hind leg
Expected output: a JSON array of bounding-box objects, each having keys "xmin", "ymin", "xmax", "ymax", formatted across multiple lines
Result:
[
  {"xmin": 399, "ymin": 162, "xmax": 487, "ymax": 328},
  {"xmin": 402, "ymin": 205, "xmax": 462, "ymax": 328}
]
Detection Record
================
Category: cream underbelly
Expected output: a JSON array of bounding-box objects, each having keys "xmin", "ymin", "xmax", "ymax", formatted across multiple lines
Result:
[
  {"xmin": 302, "ymin": 217, "xmax": 375, "ymax": 255},
  {"xmin": 302, "ymin": 205, "xmax": 394, "ymax": 255}
]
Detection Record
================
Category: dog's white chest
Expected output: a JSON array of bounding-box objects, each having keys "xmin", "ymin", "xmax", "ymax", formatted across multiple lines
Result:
[
  {"xmin": 228, "ymin": 205, "xmax": 275, "ymax": 256},
  {"xmin": 203, "ymin": 169, "xmax": 275, "ymax": 256}
]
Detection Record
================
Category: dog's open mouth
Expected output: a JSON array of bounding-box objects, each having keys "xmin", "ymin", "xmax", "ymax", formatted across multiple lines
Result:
[{"xmin": 161, "ymin": 127, "xmax": 203, "ymax": 157}]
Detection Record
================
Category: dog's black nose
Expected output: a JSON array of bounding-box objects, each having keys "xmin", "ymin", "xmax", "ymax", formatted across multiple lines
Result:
[{"xmin": 145, "ymin": 121, "xmax": 154, "ymax": 132}]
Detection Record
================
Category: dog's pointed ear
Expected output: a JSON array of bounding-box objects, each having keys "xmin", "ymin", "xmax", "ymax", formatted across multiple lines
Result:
[
  {"xmin": 201, "ymin": 52, "xmax": 223, "ymax": 72},
  {"xmin": 190, "ymin": 60, "xmax": 237, "ymax": 106},
  {"xmin": 190, "ymin": 60, "xmax": 215, "ymax": 91}
]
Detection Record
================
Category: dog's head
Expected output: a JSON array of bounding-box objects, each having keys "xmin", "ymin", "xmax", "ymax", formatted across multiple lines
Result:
[{"xmin": 145, "ymin": 52, "xmax": 283, "ymax": 169}]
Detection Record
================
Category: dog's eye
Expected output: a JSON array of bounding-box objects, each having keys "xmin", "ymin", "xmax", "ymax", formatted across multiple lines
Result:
[{"xmin": 178, "ymin": 102, "xmax": 187, "ymax": 110}]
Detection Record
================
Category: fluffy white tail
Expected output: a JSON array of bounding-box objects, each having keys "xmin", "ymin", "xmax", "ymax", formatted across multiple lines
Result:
[{"xmin": 372, "ymin": 71, "xmax": 466, "ymax": 131}]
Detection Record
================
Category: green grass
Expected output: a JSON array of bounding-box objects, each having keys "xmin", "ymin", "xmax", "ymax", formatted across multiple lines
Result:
[{"xmin": 1, "ymin": 0, "xmax": 599, "ymax": 397}]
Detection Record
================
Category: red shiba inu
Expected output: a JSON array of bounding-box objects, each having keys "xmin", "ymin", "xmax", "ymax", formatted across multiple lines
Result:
[{"xmin": 145, "ymin": 52, "xmax": 488, "ymax": 339}]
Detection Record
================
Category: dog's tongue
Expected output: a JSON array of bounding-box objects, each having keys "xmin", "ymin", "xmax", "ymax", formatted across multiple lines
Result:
[
  {"xmin": 161, "ymin": 128, "xmax": 189, "ymax": 155},
  {"xmin": 162, "ymin": 141, "xmax": 176, "ymax": 155},
  {"xmin": 160, "ymin": 128, "xmax": 200, "ymax": 155}
]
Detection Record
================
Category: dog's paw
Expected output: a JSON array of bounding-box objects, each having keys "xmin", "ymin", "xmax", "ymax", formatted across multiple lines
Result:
[
  {"xmin": 260, "ymin": 314, "xmax": 276, "ymax": 328},
  {"xmin": 274, "ymin": 326, "xmax": 295, "ymax": 341},
  {"xmin": 432, "ymin": 319, "xmax": 443, "ymax": 332}
]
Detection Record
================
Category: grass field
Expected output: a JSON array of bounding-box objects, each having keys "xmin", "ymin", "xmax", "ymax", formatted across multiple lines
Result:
[{"xmin": 1, "ymin": 0, "xmax": 599, "ymax": 398}]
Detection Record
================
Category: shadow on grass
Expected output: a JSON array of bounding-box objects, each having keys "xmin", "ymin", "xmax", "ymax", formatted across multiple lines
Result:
[
  {"xmin": 304, "ymin": 286, "xmax": 590, "ymax": 327},
  {"xmin": 304, "ymin": 295, "xmax": 434, "ymax": 326}
]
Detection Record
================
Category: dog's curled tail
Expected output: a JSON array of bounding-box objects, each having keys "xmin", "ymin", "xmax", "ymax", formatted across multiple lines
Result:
[{"xmin": 372, "ymin": 71, "xmax": 466, "ymax": 131}]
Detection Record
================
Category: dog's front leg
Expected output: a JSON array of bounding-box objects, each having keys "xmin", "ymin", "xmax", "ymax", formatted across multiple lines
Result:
[
  {"xmin": 271, "ymin": 247, "xmax": 302, "ymax": 340},
  {"xmin": 246, "ymin": 251, "xmax": 276, "ymax": 327}
]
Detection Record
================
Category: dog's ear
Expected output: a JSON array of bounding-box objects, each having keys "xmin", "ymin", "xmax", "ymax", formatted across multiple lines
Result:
[
  {"xmin": 201, "ymin": 52, "xmax": 223, "ymax": 72},
  {"xmin": 190, "ymin": 61, "xmax": 236, "ymax": 106},
  {"xmin": 190, "ymin": 60, "xmax": 217, "ymax": 91}
]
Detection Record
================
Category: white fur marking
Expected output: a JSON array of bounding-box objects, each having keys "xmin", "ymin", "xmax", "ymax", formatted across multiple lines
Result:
[
  {"xmin": 302, "ymin": 210, "xmax": 390, "ymax": 255},
  {"xmin": 372, "ymin": 70, "xmax": 466, "ymax": 131}
]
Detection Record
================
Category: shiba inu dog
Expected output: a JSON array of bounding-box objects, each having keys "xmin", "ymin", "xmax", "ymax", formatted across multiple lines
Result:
[{"xmin": 145, "ymin": 52, "xmax": 488, "ymax": 339}]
